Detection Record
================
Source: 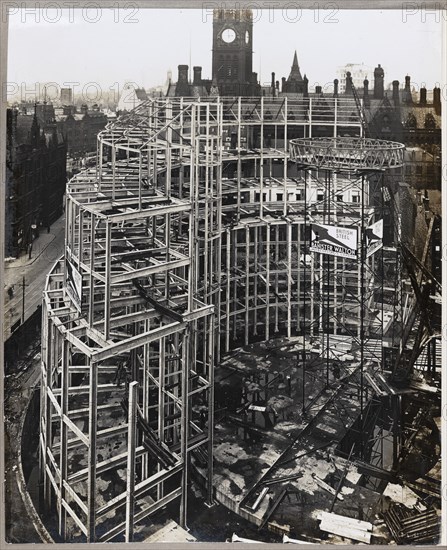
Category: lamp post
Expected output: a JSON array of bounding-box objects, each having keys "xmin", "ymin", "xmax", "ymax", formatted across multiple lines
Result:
[
  {"xmin": 29, "ymin": 223, "xmax": 37, "ymax": 259},
  {"xmin": 22, "ymin": 275, "xmax": 26, "ymax": 323}
]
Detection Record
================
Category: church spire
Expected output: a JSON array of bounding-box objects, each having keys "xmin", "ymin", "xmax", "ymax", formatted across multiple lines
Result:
[
  {"xmin": 293, "ymin": 50, "xmax": 299, "ymax": 68},
  {"xmin": 30, "ymin": 104, "xmax": 41, "ymax": 147},
  {"xmin": 288, "ymin": 50, "xmax": 303, "ymax": 82}
]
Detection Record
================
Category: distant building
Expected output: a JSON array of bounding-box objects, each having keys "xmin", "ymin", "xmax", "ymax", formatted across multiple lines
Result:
[
  {"xmin": 337, "ymin": 63, "xmax": 373, "ymax": 94},
  {"xmin": 281, "ymin": 51, "xmax": 308, "ymax": 96},
  {"xmin": 56, "ymin": 103, "xmax": 108, "ymax": 156},
  {"xmin": 166, "ymin": 65, "xmax": 213, "ymax": 98},
  {"xmin": 5, "ymin": 107, "xmax": 67, "ymax": 257},
  {"xmin": 211, "ymin": 8, "xmax": 260, "ymax": 97},
  {"xmin": 14, "ymin": 100, "xmax": 107, "ymax": 158},
  {"xmin": 60, "ymin": 87, "xmax": 73, "ymax": 105},
  {"xmin": 117, "ymin": 83, "xmax": 149, "ymax": 112},
  {"xmin": 361, "ymin": 71, "xmax": 441, "ymax": 151},
  {"xmin": 404, "ymin": 147, "xmax": 441, "ymax": 190}
]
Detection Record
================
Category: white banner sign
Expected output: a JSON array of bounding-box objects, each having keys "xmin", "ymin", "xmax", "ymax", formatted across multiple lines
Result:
[
  {"xmin": 310, "ymin": 224, "xmax": 358, "ymax": 259},
  {"xmin": 66, "ymin": 259, "xmax": 82, "ymax": 311},
  {"xmin": 366, "ymin": 219, "xmax": 384, "ymax": 258}
]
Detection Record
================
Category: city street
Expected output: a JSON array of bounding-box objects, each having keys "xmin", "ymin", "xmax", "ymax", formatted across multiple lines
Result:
[{"xmin": 3, "ymin": 214, "xmax": 66, "ymax": 341}]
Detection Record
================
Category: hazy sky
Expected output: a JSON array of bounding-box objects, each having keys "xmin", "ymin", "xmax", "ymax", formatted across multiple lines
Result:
[{"xmin": 6, "ymin": 7, "xmax": 442, "ymax": 100}]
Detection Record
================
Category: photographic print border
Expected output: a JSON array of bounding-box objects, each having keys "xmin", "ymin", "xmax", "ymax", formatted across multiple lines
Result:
[{"xmin": 1, "ymin": 1, "xmax": 446, "ymax": 548}]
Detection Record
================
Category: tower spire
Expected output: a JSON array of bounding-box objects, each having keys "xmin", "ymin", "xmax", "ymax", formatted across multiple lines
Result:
[
  {"xmin": 293, "ymin": 50, "xmax": 299, "ymax": 69},
  {"xmin": 288, "ymin": 50, "xmax": 303, "ymax": 82}
]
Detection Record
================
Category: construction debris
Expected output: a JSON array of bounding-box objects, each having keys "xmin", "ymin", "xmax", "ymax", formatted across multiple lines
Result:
[
  {"xmin": 383, "ymin": 503, "xmax": 440, "ymax": 544},
  {"xmin": 317, "ymin": 511, "xmax": 373, "ymax": 544},
  {"xmin": 311, "ymin": 474, "xmax": 344, "ymax": 501},
  {"xmin": 231, "ymin": 533, "xmax": 265, "ymax": 543}
]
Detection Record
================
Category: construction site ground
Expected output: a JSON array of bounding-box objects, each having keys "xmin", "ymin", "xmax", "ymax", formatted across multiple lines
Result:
[
  {"xmin": 5, "ymin": 333, "xmax": 441, "ymax": 544},
  {"xmin": 210, "ymin": 337, "xmax": 441, "ymax": 544}
]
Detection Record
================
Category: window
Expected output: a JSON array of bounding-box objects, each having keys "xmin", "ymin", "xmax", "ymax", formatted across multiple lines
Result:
[
  {"xmin": 404, "ymin": 113, "xmax": 417, "ymax": 128},
  {"xmin": 233, "ymin": 55, "xmax": 238, "ymax": 78},
  {"xmin": 352, "ymin": 195, "xmax": 360, "ymax": 203},
  {"xmin": 424, "ymin": 113, "xmax": 436, "ymax": 129},
  {"xmin": 218, "ymin": 56, "xmax": 225, "ymax": 78}
]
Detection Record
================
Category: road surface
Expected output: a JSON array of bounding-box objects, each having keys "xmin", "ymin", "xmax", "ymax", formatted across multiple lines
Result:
[{"xmin": 3, "ymin": 215, "xmax": 66, "ymax": 341}]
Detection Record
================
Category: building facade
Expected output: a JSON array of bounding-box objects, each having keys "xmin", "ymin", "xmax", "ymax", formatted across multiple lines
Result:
[
  {"xmin": 337, "ymin": 63, "xmax": 373, "ymax": 94},
  {"xmin": 5, "ymin": 107, "xmax": 67, "ymax": 257},
  {"xmin": 56, "ymin": 104, "xmax": 108, "ymax": 156}
]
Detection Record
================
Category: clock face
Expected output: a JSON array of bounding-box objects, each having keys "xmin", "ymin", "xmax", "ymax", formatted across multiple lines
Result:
[
  {"xmin": 221, "ymin": 28, "xmax": 236, "ymax": 43},
  {"xmin": 245, "ymin": 30, "xmax": 249, "ymax": 43}
]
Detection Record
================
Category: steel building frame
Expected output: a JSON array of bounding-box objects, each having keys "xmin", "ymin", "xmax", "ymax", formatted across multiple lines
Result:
[
  {"xmin": 289, "ymin": 137, "xmax": 405, "ymax": 457},
  {"xmin": 40, "ymin": 99, "xmax": 219, "ymax": 542},
  {"xmin": 40, "ymin": 96, "xmax": 407, "ymax": 541}
]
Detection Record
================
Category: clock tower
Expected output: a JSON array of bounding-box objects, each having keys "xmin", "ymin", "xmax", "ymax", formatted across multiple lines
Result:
[{"xmin": 212, "ymin": 9, "xmax": 257, "ymax": 96}]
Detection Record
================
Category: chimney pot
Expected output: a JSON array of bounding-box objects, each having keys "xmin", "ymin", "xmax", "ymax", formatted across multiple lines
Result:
[
  {"xmin": 392, "ymin": 80, "xmax": 400, "ymax": 105},
  {"xmin": 193, "ymin": 66, "xmax": 202, "ymax": 85},
  {"xmin": 363, "ymin": 78, "xmax": 369, "ymax": 99},
  {"xmin": 178, "ymin": 64, "xmax": 189, "ymax": 83},
  {"xmin": 433, "ymin": 86, "xmax": 441, "ymax": 114},
  {"xmin": 420, "ymin": 87, "xmax": 427, "ymax": 105},
  {"xmin": 345, "ymin": 71, "xmax": 353, "ymax": 95},
  {"xmin": 374, "ymin": 64, "xmax": 384, "ymax": 99},
  {"xmin": 333, "ymin": 78, "xmax": 339, "ymax": 97}
]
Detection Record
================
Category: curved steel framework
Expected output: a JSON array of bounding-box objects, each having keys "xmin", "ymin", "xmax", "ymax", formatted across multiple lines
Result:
[
  {"xmin": 40, "ymin": 95, "xmax": 405, "ymax": 542},
  {"xmin": 40, "ymin": 99, "xmax": 220, "ymax": 542},
  {"xmin": 289, "ymin": 137, "xmax": 405, "ymax": 171}
]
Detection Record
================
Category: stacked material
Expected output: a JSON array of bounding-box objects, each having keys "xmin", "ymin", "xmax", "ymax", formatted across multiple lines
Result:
[
  {"xmin": 317, "ymin": 511, "xmax": 373, "ymax": 544},
  {"xmin": 383, "ymin": 503, "xmax": 440, "ymax": 544}
]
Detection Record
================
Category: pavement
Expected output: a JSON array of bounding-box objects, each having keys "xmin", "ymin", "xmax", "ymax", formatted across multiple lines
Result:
[
  {"xmin": 4, "ymin": 337, "xmax": 50, "ymax": 543},
  {"xmin": 3, "ymin": 214, "xmax": 66, "ymax": 341}
]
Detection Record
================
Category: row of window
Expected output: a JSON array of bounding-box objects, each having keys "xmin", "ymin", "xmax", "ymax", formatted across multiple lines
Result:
[{"xmin": 249, "ymin": 190, "xmax": 360, "ymax": 203}]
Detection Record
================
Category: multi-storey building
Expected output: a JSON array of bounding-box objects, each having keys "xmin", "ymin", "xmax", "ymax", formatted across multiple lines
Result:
[
  {"xmin": 56, "ymin": 104, "xmax": 108, "ymax": 156},
  {"xmin": 5, "ymin": 107, "xmax": 67, "ymax": 257},
  {"xmin": 337, "ymin": 62, "xmax": 373, "ymax": 94}
]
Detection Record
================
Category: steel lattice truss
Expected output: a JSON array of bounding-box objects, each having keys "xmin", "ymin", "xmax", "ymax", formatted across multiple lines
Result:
[{"xmin": 290, "ymin": 137, "xmax": 405, "ymax": 171}]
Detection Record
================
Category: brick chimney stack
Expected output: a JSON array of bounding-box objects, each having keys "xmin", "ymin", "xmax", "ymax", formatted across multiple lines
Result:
[
  {"xmin": 433, "ymin": 86, "xmax": 441, "ymax": 114},
  {"xmin": 403, "ymin": 75, "xmax": 412, "ymax": 103},
  {"xmin": 419, "ymin": 87, "xmax": 427, "ymax": 105},
  {"xmin": 374, "ymin": 64, "xmax": 384, "ymax": 99},
  {"xmin": 392, "ymin": 80, "xmax": 400, "ymax": 105},
  {"xmin": 193, "ymin": 66, "xmax": 202, "ymax": 85},
  {"xmin": 345, "ymin": 71, "xmax": 353, "ymax": 95},
  {"xmin": 333, "ymin": 79, "xmax": 339, "ymax": 97},
  {"xmin": 176, "ymin": 65, "xmax": 190, "ymax": 96}
]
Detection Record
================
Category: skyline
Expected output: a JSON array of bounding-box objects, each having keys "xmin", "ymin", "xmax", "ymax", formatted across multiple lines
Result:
[{"xmin": 6, "ymin": 8, "xmax": 443, "ymax": 101}]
